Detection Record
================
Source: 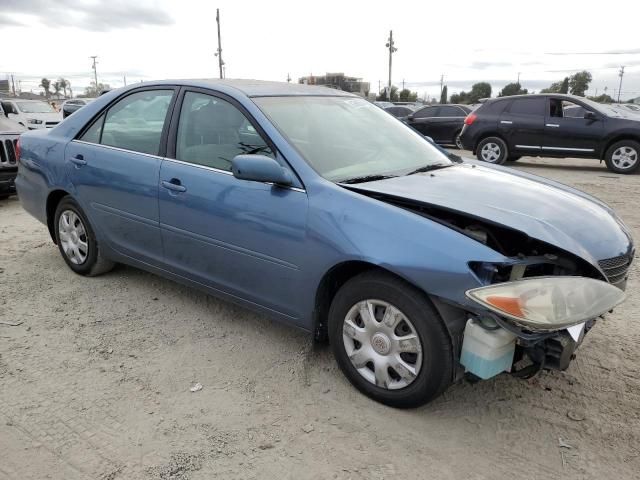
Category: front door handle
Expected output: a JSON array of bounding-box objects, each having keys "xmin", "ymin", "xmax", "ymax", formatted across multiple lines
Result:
[
  {"xmin": 500, "ymin": 120, "xmax": 513, "ymax": 125},
  {"xmin": 161, "ymin": 179, "xmax": 187, "ymax": 193},
  {"xmin": 546, "ymin": 123, "xmax": 560, "ymax": 128},
  {"xmin": 70, "ymin": 154, "xmax": 87, "ymax": 166}
]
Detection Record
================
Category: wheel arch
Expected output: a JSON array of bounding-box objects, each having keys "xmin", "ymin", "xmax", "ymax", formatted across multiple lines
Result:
[
  {"xmin": 600, "ymin": 134, "xmax": 640, "ymax": 159},
  {"xmin": 312, "ymin": 261, "xmax": 467, "ymax": 354},
  {"xmin": 472, "ymin": 131, "xmax": 506, "ymax": 154},
  {"xmin": 46, "ymin": 189, "xmax": 71, "ymax": 243}
]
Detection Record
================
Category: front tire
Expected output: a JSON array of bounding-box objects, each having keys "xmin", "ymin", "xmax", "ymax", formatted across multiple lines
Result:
[
  {"xmin": 476, "ymin": 137, "xmax": 508, "ymax": 164},
  {"xmin": 605, "ymin": 140, "xmax": 640, "ymax": 174},
  {"xmin": 328, "ymin": 271, "xmax": 453, "ymax": 408},
  {"xmin": 54, "ymin": 197, "xmax": 114, "ymax": 276}
]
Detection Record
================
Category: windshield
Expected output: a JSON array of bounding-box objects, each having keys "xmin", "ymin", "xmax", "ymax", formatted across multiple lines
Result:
[
  {"xmin": 254, "ymin": 96, "xmax": 452, "ymax": 182},
  {"xmin": 17, "ymin": 102, "xmax": 56, "ymax": 114}
]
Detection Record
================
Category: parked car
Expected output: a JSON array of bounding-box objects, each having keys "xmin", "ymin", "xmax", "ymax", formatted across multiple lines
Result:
[
  {"xmin": 404, "ymin": 104, "xmax": 472, "ymax": 149},
  {"xmin": 460, "ymin": 94, "xmax": 640, "ymax": 173},
  {"xmin": 618, "ymin": 103, "xmax": 640, "ymax": 116},
  {"xmin": 0, "ymin": 104, "xmax": 24, "ymax": 199},
  {"xmin": 383, "ymin": 105, "xmax": 415, "ymax": 118},
  {"xmin": 0, "ymin": 99, "xmax": 62, "ymax": 130},
  {"xmin": 62, "ymin": 98, "xmax": 94, "ymax": 118},
  {"xmin": 16, "ymin": 80, "xmax": 633, "ymax": 408}
]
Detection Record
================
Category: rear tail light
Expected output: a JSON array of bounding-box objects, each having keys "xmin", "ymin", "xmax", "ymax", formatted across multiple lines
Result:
[
  {"xmin": 15, "ymin": 138, "xmax": 21, "ymax": 164},
  {"xmin": 464, "ymin": 113, "xmax": 477, "ymax": 125}
]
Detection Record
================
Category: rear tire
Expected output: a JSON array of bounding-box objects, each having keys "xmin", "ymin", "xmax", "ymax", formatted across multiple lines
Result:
[
  {"xmin": 454, "ymin": 131, "xmax": 464, "ymax": 150},
  {"xmin": 476, "ymin": 137, "xmax": 508, "ymax": 164},
  {"xmin": 328, "ymin": 271, "xmax": 453, "ymax": 408},
  {"xmin": 54, "ymin": 197, "xmax": 115, "ymax": 276},
  {"xmin": 604, "ymin": 140, "xmax": 640, "ymax": 174}
]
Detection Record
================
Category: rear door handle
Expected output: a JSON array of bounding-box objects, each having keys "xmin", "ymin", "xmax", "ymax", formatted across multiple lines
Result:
[
  {"xmin": 500, "ymin": 120, "xmax": 513, "ymax": 124},
  {"xmin": 546, "ymin": 123, "xmax": 560, "ymax": 128},
  {"xmin": 161, "ymin": 179, "xmax": 187, "ymax": 193},
  {"xmin": 70, "ymin": 154, "xmax": 87, "ymax": 166}
]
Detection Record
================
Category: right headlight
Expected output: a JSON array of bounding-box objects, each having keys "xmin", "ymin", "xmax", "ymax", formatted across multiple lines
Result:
[{"xmin": 466, "ymin": 276, "xmax": 625, "ymax": 331}]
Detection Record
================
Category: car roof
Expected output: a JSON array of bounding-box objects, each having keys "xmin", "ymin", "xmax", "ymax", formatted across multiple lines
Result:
[
  {"xmin": 126, "ymin": 79, "xmax": 356, "ymax": 98},
  {"xmin": 483, "ymin": 93, "xmax": 587, "ymax": 103}
]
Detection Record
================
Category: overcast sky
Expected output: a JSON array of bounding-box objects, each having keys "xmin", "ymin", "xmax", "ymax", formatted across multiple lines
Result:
[{"xmin": 1, "ymin": 0, "xmax": 639, "ymax": 100}]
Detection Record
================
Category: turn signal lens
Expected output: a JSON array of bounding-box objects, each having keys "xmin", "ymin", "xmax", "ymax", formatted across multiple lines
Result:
[{"xmin": 466, "ymin": 277, "xmax": 625, "ymax": 331}]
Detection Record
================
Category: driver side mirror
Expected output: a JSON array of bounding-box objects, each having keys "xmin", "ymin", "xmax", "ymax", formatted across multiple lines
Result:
[
  {"xmin": 232, "ymin": 154, "xmax": 293, "ymax": 186},
  {"xmin": 584, "ymin": 111, "xmax": 598, "ymax": 120}
]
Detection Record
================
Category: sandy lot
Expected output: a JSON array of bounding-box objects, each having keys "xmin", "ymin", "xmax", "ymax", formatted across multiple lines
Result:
[{"xmin": 0, "ymin": 156, "xmax": 638, "ymax": 479}]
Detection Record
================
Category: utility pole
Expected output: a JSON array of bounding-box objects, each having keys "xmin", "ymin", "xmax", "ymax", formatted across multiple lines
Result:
[
  {"xmin": 617, "ymin": 66, "xmax": 625, "ymax": 103},
  {"xmin": 10, "ymin": 74, "xmax": 15, "ymax": 96},
  {"xmin": 287, "ymin": 73, "xmax": 291, "ymax": 83},
  {"xmin": 90, "ymin": 56, "xmax": 98, "ymax": 88},
  {"xmin": 517, "ymin": 72, "xmax": 521, "ymax": 85},
  {"xmin": 378, "ymin": 80, "xmax": 381, "ymax": 95},
  {"xmin": 215, "ymin": 9, "xmax": 224, "ymax": 79},
  {"xmin": 123, "ymin": 75, "xmax": 127, "ymax": 86},
  {"xmin": 402, "ymin": 78, "xmax": 405, "ymax": 90},
  {"xmin": 385, "ymin": 30, "xmax": 397, "ymax": 101},
  {"xmin": 439, "ymin": 74, "xmax": 444, "ymax": 99}
]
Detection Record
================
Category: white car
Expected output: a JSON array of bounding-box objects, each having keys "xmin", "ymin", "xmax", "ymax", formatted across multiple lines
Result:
[{"xmin": 0, "ymin": 99, "xmax": 62, "ymax": 130}]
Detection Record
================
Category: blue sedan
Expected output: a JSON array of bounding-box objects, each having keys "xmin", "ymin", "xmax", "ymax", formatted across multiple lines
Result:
[{"xmin": 16, "ymin": 80, "xmax": 633, "ymax": 407}]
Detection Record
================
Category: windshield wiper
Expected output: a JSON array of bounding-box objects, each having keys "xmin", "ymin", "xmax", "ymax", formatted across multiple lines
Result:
[
  {"xmin": 405, "ymin": 163, "xmax": 454, "ymax": 175},
  {"xmin": 339, "ymin": 174, "xmax": 397, "ymax": 184}
]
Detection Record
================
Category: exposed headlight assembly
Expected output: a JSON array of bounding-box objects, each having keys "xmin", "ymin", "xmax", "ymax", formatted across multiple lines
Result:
[
  {"xmin": 466, "ymin": 276, "xmax": 625, "ymax": 331},
  {"xmin": 27, "ymin": 119, "xmax": 43, "ymax": 124}
]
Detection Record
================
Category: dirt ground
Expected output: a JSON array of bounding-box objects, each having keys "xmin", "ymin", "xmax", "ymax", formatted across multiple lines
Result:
[{"xmin": 0, "ymin": 156, "xmax": 639, "ymax": 480}]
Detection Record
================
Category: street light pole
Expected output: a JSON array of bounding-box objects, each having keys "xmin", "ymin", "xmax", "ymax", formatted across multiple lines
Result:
[{"xmin": 386, "ymin": 30, "xmax": 397, "ymax": 101}]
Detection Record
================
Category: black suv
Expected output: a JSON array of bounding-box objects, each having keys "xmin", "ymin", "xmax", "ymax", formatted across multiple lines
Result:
[
  {"xmin": 405, "ymin": 104, "xmax": 472, "ymax": 148},
  {"xmin": 460, "ymin": 94, "xmax": 640, "ymax": 174}
]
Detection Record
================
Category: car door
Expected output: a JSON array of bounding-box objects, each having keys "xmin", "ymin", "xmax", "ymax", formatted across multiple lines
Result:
[
  {"xmin": 498, "ymin": 97, "xmax": 545, "ymax": 154},
  {"xmin": 407, "ymin": 106, "xmax": 440, "ymax": 138},
  {"xmin": 65, "ymin": 87, "xmax": 177, "ymax": 266},
  {"xmin": 435, "ymin": 106, "xmax": 468, "ymax": 143},
  {"xmin": 542, "ymin": 98, "xmax": 604, "ymax": 156},
  {"xmin": 158, "ymin": 89, "xmax": 309, "ymax": 323}
]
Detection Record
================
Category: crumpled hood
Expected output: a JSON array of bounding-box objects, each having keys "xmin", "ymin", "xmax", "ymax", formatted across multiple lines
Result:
[{"xmin": 349, "ymin": 163, "xmax": 633, "ymax": 269}]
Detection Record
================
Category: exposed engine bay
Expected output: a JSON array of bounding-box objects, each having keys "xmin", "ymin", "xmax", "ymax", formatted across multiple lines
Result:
[{"xmin": 353, "ymin": 188, "xmax": 617, "ymax": 381}]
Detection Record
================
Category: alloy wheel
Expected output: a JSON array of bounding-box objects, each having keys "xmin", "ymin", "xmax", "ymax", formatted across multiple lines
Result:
[
  {"xmin": 58, "ymin": 210, "xmax": 89, "ymax": 265},
  {"xmin": 480, "ymin": 142, "xmax": 501, "ymax": 162},
  {"xmin": 611, "ymin": 146, "xmax": 638, "ymax": 171},
  {"xmin": 342, "ymin": 299, "xmax": 422, "ymax": 390},
  {"xmin": 455, "ymin": 134, "xmax": 464, "ymax": 150}
]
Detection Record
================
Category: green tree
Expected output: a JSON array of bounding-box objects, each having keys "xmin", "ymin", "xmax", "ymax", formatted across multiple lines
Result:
[
  {"xmin": 450, "ymin": 91, "xmax": 469, "ymax": 104},
  {"xmin": 568, "ymin": 71, "xmax": 592, "ymax": 97},
  {"xmin": 376, "ymin": 85, "xmax": 399, "ymax": 102},
  {"xmin": 39, "ymin": 78, "xmax": 51, "ymax": 98},
  {"xmin": 52, "ymin": 81, "xmax": 62, "ymax": 99},
  {"xmin": 440, "ymin": 85, "xmax": 448, "ymax": 104},
  {"xmin": 84, "ymin": 82, "xmax": 108, "ymax": 97},
  {"xmin": 560, "ymin": 77, "xmax": 569, "ymax": 94},
  {"xmin": 56, "ymin": 77, "xmax": 70, "ymax": 98},
  {"xmin": 468, "ymin": 82, "xmax": 492, "ymax": 103},
  {"xmin": 498, "ymin": 82, "xmax": 528, "ymax": 97},
  {"xmin": 588, "ymin": 94, "xmax": 614, "ymax": 104}
]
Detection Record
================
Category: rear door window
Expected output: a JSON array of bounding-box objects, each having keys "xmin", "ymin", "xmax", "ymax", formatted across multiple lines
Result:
[
  {"xmin": 414, "ymin": 107, "xmax": 439, "ymax": 118},
  {"xmin": 439, "ymin": 106, "xmax": 466, "ymax": 117},
  {"xmin": 100, "ymin": 90, "xmax": 174, "ymax": 155},
  {"xmin": 508, "ymin": 98, "xmax": 545, "ymax": 116}
]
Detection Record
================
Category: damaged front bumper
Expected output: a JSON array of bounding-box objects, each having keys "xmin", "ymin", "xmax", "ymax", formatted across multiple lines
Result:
[{"xmin": 457, "ymin": 275, "xmax": 626, "ymax": 381}]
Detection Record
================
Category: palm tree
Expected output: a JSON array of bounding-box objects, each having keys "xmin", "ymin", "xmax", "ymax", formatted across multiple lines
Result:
[
  {"xmin": 64, "ymin": 79, "xmax": 72, "ymax": 98},
  {"xmin": 57, "ymin": 77, "xmax": 68, "ymax": 98},
  {"xmin": 53, "ymin": 81, "xmax": 62, "ymax": 99},
  {"xmin": 40, "ymin": 78, "xmax": 51, "ymax": 98}
]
